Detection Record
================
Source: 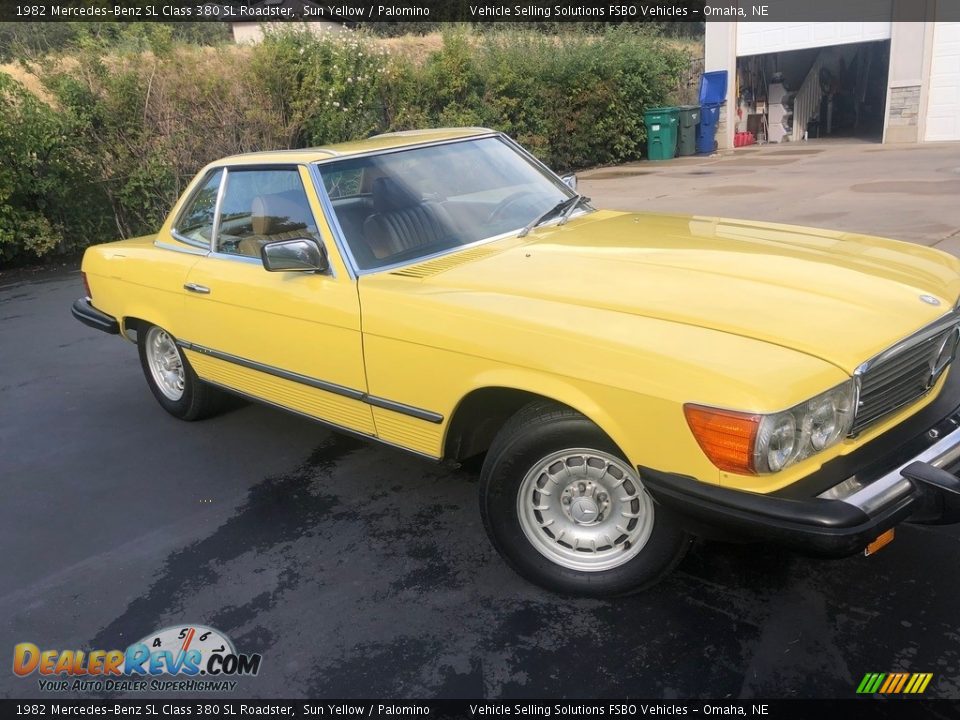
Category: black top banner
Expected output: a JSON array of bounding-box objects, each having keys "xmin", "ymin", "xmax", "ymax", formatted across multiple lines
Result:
[{"xmin": 3, "ymin": 0, "xmax": 959, "ymax": 24}]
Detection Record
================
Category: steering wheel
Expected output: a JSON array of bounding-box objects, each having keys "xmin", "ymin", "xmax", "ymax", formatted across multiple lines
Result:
[{"xmin": 485, "ymin": 191, "xmax": 540, "ymax": 226}]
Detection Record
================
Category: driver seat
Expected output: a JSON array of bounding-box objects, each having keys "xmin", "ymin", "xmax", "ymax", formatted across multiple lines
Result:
[{"xmin": 362, "ymin": 177, "xmax": 454, "ymax": 260}]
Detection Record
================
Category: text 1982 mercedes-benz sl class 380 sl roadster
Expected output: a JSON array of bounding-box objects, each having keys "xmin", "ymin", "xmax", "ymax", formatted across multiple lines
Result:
[{"xmin": 73, "ymin": 128, "xmax": 960, "ymax": 596}]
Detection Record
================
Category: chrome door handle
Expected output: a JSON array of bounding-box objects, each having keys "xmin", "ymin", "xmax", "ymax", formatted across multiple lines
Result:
[{"xmin": 183, "ymin": 283, "xmax": 211, "ymax": 294}]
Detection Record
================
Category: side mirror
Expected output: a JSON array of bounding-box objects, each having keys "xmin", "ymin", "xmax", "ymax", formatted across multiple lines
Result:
[
  {"xmin": 261, "ymin": 238, "xmax": 329, "ymax": 273},
  {"xmin": 561, "ymin": 174, "xmax": 577, "ymax": 191}
]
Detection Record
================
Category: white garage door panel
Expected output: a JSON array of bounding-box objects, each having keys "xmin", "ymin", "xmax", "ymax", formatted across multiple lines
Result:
[
  {"xmin": 737, "ymin": 14, "xmax": 892, "ymax": 57},
  {"xmin": 737, "ymin": 22, "xmax": 892, "ymax": 56},
  {"xmin": 926, "ymin": 22, "xmax": 960, "ymax": 142}
]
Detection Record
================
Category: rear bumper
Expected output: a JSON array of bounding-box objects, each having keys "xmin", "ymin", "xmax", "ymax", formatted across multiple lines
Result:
[
  {"xmin": 71, "ymin": 298, "xmax": 119, "ymax": 335},
  {"xmin": 640, "ymin": 392, "xmax": 960, "ymax": 557}
]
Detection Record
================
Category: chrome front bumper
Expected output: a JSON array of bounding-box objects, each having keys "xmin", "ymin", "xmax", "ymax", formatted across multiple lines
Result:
[
  {"xmin": 820, "ymin": 422, "xmax": 960, "ymax": 517},
  {"xmin": 640, "ymin": 410, "xmax": 960, "ymax": 556}
]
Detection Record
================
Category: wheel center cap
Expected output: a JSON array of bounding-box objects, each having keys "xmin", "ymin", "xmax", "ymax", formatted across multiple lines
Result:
[{"xmin": 570, "ymin": 496, "xmax": 599, "ymax": 524}]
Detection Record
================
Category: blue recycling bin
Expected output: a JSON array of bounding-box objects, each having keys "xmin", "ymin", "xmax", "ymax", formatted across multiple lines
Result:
[
  {"xmin": 697, "ymin": 70, "xmax": 728, "ymax": 154},
  {"xmin": 697, "ymin": 103, "xmax": 721, "ymax": 154}
]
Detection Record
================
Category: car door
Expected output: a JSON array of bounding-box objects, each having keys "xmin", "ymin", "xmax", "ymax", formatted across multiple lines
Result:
[{"xmin": 178, "ymin": 164, "xmax": 375, "ymax": 437}]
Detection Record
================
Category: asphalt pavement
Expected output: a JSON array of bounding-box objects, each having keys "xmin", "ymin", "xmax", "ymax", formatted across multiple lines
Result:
[{"xmin": 4, "ymin": 142, "xmax": 960, "ymax": 700}]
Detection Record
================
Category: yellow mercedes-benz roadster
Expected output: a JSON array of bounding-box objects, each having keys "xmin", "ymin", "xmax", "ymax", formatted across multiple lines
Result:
[{"xmin": 74, "ymin": 128, "xmax": 960, "ymax": 595}]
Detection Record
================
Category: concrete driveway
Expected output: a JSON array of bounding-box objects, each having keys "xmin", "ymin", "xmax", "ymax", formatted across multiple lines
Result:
[
  {"xmin": 3, "ymin": 142, "xmax": 960, "ymax": 701},
  {"xmin": 582, "ymin": 140, "xmax": 960, "ymax": 253}
]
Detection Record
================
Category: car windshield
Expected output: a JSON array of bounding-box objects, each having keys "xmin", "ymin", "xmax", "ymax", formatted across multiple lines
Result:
[{"xmin": 315, "ymin": 136, "xmax": 574, "ymax": 272}]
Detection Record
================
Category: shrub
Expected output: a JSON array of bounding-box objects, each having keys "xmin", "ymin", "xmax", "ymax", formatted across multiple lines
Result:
[
  {"xmin": 3, "ymin": 26, "xmax": 692, "ymax": 264},
  {"xmin": 0, "ymin": 72, "xmax": 108, "ymax": 261},
  {"xmin": 256, "ymin": 29, "xmax": 395, "ymax": 146},
  {"xmin": 38, "ymin": 32, "xmax": 302, "ymax": 242}
]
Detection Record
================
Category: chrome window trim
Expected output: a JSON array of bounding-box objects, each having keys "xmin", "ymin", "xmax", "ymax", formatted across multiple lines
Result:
[
  {"xmin": 350, "ymin": 209, "xmax": 590, "ymax": 278},
  {"xmin": 311, "ymin": 132, "xmax": 587, "ymax": 278},
  {"xmin": 362, "ymin": 230, "xmax": 513, "ymax": 277},
  {"xmin": 311, "ymin": 132, "xmax": 502, "ymax": 167},
  {"xmin": 209, "ymin": 251, "xmax": 262, "ymax": 266},
  {"xmin": 170, "ymin": 168, "xmax": 225, "ymax": 251},
  {"xmin": 170, "ymin": 231, "xmax": 209, "ymax": 250},
  {"xmin": 307, "ymin": 162, "xmax": 356, "ymax": 280},
  {"xmin": 499, "ymin": 132, "xmax": 579, "ymax": 195},
  {"xmin": 210, "ymin": 167, "xmax": 229, "ymax": 253},
  {"xmin": 154, "ymin": 239, "xmax": 209, "ymax": 257}
]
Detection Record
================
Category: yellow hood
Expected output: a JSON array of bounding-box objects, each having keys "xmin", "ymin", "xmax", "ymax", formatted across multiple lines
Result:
[{"xmin": 412, "ymin": 211, "xmax": 960, "ymax": 374}]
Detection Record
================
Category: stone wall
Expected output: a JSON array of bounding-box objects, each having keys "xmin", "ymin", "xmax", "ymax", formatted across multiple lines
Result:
[{"xmin": 886, "ymin": 84, "xmax": 921, "ymax": 142}]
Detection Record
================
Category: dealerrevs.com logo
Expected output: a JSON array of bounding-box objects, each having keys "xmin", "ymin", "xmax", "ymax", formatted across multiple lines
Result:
[{"xmin": 13, "ymin": 625, "xmax": 261, "ymax": 693}]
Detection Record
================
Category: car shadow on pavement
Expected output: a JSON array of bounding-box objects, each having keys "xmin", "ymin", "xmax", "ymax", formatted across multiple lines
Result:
[{"xmin": 75, "ymin": 431, "xmax": 960, "ymax": 699}]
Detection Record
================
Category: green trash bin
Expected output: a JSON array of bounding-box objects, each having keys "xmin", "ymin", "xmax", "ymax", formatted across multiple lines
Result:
[
  {"xmin": 644, "ymin": 107, "xmax": 680, "ymax": 161},
  {"xmin": 677, "ymin": 105, "xmax": 700, "ymax": 157}
]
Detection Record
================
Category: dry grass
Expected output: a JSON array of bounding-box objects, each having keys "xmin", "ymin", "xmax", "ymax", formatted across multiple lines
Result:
[
  {"xmin": 0, "ymin": 60, "xmax": 53, "ymax": 103},
  {"xmin": 374, "ymin": 32, "xmax": 446, "ymax": 63},
  {"xmin": 2, "ymin": 31, "xmax": 702, "ymax": 103}
]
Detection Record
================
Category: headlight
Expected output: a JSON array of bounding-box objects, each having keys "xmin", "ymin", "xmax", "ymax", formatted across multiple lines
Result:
[
  {"xmin": 684, "ymin": 380, "xmax": 856, "ymax": 475},
  {"xmin": 759, "ymin": 413, "xmax": 797, "ymax": 472}
]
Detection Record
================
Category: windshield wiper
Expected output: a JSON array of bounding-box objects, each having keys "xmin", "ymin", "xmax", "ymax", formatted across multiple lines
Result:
[
  {"xmin": 517, "ymin": 194, "xmax": 585, "ymax": 238},
  {"xmin": 558, "ymin": 194, "xmax": 590, "ymax": 226}
]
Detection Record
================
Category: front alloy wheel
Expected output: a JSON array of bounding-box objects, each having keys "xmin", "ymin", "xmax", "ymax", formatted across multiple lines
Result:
[
  {"xmin": 480, "ymin": 401, "xmax": 691, "ymax": 596},
  {"xmin": 517, "ymin": 449, "xmax": 655, "ymax": 572}
]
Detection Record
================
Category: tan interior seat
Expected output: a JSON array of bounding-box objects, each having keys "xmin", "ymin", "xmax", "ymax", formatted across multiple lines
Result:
[
  {"xmin": 361, "ymin": 177, "xmax": 455, "ymax": 260},
  {"xmin": 236, "ymin": 191, "xmax": 317, "ymax": 258}
]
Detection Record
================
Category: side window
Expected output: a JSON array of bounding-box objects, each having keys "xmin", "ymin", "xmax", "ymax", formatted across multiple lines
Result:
[
  {"xmin": 215, "ymin": 168, "xmax": 321, "ymax": 259},
  {"xmin": 174, "ymin": 169, "xmax": 223, "ymax": 246}
]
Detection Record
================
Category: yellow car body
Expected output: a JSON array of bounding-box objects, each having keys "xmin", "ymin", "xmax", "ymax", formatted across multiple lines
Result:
[{"xmin": 73, "ymin": 128, "xmax": 960, "ymax": 594}]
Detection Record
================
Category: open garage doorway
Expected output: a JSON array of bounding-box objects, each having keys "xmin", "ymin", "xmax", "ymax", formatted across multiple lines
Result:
[{"xmin": 735, "ymin": 40, "xmax": 891, "ymax": 145}]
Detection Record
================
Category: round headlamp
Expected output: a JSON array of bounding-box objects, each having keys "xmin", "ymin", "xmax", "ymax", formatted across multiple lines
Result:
[
  {"xmin": 762, "ymin": 413, "xmax": 797, "ymax": 472},
  {"xmin": 808, "ymin": 395, "xmax": 841, "ymax": 450}
]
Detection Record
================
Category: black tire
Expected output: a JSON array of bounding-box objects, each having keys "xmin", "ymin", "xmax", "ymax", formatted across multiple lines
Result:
[
  {"xmin": 137, "ymin": 323, "xmax": 226, "ymax": 421},
  {"xmin": 479, "ymin": 400, "xmax": 691, "ymax": 597}
]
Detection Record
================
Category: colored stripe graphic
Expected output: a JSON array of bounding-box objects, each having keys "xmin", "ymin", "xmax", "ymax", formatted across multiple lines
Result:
[
  {"xmin": 892, "ymin": 673, "xmax": 909, "ymax": 693},
  {"xmin": 856, "ymin": 673, "xmax": 886, "ymax": 694},
  {"xmin": 858, "ymin": 672, "xmax": 934, "ymax": 694}
]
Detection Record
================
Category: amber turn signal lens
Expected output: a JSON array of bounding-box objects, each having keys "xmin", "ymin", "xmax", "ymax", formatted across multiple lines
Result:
[
  {"xmin": 683, "ymin": 404, "xmax": 761, "ymax": 475},
  {"xmin": 864, "ymin": 529, "xmax": 895, "ymax": 556}
]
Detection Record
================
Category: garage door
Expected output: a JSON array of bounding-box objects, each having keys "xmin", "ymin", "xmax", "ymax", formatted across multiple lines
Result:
[
  {"xmin": 926, "ymin": 22, "xmax": 960, "ymax": 142},
  {"xmin": 736, "ymin": 1, "xmax": 892, "ymax": 57}
]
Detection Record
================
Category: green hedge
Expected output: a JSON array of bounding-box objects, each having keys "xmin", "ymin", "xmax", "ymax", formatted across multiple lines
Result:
[{"xmin": 0, "ymin": 27, "xmax": 691, "ymax": 264}]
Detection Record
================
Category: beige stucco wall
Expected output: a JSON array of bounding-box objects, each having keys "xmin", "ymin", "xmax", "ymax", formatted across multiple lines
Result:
[
  {"xmin": 883, "ymin": 1, "xmax": 936, "ymax": 143},
  {"xmin": 703, "ymin": 22, "xmax": 736, "ymax": 151}
]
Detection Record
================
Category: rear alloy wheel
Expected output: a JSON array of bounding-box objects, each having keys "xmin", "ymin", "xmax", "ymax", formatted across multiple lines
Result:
[
  {"xmin": 144, "ymin": 326, "xmax": 185, "ymax": 402},
  {"xmin": 137, "ymin": 324, "xmax": 225, "ymax": 421},
  {"xmin": 480, "ymin": 401, "xmax": 691, "ymax": 596}
]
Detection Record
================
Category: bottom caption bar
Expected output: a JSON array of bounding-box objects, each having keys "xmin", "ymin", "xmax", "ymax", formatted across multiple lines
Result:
[{"xmin": 4, "ymin": 700, "xmax": 958, "ymax": 719}]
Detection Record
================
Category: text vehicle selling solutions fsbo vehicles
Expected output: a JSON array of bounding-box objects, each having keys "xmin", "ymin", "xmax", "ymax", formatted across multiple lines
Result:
[{"xmin": 73, "ymin": 128, "xmax": 960, "ymax": 595}]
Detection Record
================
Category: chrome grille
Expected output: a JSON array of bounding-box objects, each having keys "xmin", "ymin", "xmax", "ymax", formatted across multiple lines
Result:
[{"xmin": 852, "ymin": 319, "xmax": 960, "ymax": 434}]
